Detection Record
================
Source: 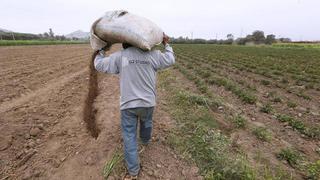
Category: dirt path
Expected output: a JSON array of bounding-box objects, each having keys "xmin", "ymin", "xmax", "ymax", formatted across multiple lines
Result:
[{"xmin": 0, "ymin": 44, "xmax": 200, "ymax": 180}]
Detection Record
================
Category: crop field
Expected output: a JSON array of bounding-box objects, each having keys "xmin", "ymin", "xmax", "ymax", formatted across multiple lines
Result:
[
  {"xmin": 273, "ymin": 43, "xmax": 320, "ymax": 49},
  {"xmin": 0, "ymin": 44, "xmax": 319, "ymax": 179},
  {"xmin": 0, "ymin": 44, "xmax": 200, "ymax": 179},
  {"xmin": 166, "ymin": 44, "xmax": 320, "ymax": 179}
]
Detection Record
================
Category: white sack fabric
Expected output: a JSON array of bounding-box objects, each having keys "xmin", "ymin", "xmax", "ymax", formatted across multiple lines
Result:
[{"xmin": 90, "ymin": 10, "xmax": 163, "ymax": 51}]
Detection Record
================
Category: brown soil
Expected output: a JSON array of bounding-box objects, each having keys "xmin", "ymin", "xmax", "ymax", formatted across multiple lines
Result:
[{"xmin": 0, "ymin": 44, "xmax": 200, "ymax": 180}]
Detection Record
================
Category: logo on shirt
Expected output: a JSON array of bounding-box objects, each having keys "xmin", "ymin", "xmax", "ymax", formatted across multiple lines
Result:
[{"xmin": 128, "ymin": 59, "xmax": 150, "ymax": 65}]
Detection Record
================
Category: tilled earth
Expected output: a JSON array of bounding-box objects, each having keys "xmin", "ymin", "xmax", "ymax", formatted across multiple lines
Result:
[{"xmin": 0, "ymin": 44, "xmax": 200, "ymax": 180}]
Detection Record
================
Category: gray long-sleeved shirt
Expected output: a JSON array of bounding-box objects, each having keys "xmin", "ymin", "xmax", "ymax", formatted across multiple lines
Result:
[{"xmin": 94, "ymin": 44, "xmax": 175, "ymax": 110}]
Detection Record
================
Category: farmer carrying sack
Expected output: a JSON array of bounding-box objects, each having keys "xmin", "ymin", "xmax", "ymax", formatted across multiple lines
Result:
[{"xmin": 90, "ymin": 10, "xmax": 163, "ymax": 51}]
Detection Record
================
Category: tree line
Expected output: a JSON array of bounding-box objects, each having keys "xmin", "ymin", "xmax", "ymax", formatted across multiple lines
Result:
[{"xmin": 171, "ymin": 30, "xmax": 292, "ymax": 45}]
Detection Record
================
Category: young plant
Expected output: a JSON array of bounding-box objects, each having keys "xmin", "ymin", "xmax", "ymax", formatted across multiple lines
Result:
[
  {"xmin": 260, "ymin": 79, "xmax": 271, "ymax": 86},
  {"xmin": 277, "ymin": 148, "xmax": 302, "ymax": 168},
  {"xmin": 260, "ymin": 103, "xmax": 273, "ymax": 114},
  {"xmin": 233, "ymin": 115, "xmax": 247, "ymax": 128},
  {"xmin": 252, "ymin": 127, "xmax": 272, "ymax": 142},
  {"xmin": 307, "ymin": 160, "xmax": 320, "ymax": 180},
  {"xmin": 272, "ymin": 97, "xmax": 282, "ymax": 103},
  {"xmin": 287, "ymin": 101, "xmax": 297, "ymax": 108}
]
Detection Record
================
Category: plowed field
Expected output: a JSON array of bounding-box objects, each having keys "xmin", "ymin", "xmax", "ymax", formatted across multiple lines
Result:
[{"xmin": 0, "ymin": 44, "xmax": 200, "ymax": 180}]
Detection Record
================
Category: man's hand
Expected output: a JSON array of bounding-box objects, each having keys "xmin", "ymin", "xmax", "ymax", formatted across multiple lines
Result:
[
  {"xmin": 100, "ymin": 44, "xmax": 111, "ymax": 51},
  {"xmin": 162, "ymin": 33, "xmax": 170, "ymax": 45}
]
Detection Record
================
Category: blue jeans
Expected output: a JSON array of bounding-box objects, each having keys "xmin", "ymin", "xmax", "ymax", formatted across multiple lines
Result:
[{"xmin": 120, "ymin": 107, "xmax": 154, "ymax": 176}]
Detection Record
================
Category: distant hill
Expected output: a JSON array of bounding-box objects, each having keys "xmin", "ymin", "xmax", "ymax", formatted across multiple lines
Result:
[
  {"xmin": 0, "ymin": 28, "xmax": 12, "ymax": 33},
  {"xmin": 0, "ymin": 28, "xmax": 87, "ymax": 41},
  {"xmin": 65, "ymin": 30, "xmax": 89, "ymax": 39}
]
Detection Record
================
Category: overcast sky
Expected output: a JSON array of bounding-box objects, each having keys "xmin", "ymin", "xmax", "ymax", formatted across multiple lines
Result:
[{"xmin": 1, "ymin": 0, "xmax": 319, "ymax": 40}]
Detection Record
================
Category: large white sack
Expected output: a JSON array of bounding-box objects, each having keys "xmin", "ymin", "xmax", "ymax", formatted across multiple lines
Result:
[{"xmin": 90, "ymin": 10, "xmax": 163, "ymax": 51}]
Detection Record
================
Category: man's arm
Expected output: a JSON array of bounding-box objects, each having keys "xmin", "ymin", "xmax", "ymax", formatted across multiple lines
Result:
[
  {"xmin": 151, "ymin": 33, "xmax": 175, "ymax": 70},
  {"xmin": 94, "ymin": 48, "xmax": 120, "ymax": 74}
]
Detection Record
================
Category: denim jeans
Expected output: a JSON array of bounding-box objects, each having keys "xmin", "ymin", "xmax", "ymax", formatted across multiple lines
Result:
[{"xmin": 120, "ymin": 107, "xmax": 154, "ymax": 176}]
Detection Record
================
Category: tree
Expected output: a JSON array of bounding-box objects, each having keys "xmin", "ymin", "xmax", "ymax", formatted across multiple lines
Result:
[
  {"xmin": 43, "ymin": 32, "xmax": 50, "ymax": 39},
  {"xmin": 227, "ymin": 34, "xmax": 234, "ymax": 40},
  {"xmin": 265, "ymin": 34, "xmax": 276, "ymax": 45},
  {"xmin": 279, "ymin": 38, "xmax": 291, "ymax": 43},
  {"xmin": 236, "ymin": 38, "xmax": 247, "ymax": 45},
  {"xmin": 49, "ymin": 28, "xmax": 54, "ymax": 39},
  {"xmin": 225, "ymin": 34, "xmax": 234, "ymax": 44},
  {"xmin": 252, "ymin": 30, "xmax": 265, "ymax": 44}
]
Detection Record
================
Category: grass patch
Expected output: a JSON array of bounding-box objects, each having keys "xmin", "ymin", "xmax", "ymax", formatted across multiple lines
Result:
[
  {"xmin": 252, "ymin": 127, "xmax": 272, "ymax": 142},
  {"xmin": 297, "ymin": 92, "xmax": 312, "ymax": 100},
  {"xmin": 102, "ymin": 150, "xmax": 124, "ymax": 179},
  {"xmin": 277, "ymin": 114, "xmax": 305, "ymax": 131},
  {"xmin": 277, "ymin": 148, "xmax": 302, "ymax": 168},
  {"xmin": 260, "ymin": 79, "xmax": 271, "ymax": 86},
  {"xmin": 276, "ymin": 114, "xmax": 320, "ymax": 139},
  {"xmin": 207, "ymin": 76, "xmax": 257, "ymax": 104},
  {"xmin": 176, "ymin": 91, "xmax": 221, "ymax": 110},
  {"xmin": 272, "ymin": 97, "xmax": 282, "ymax": 103},
  {"xmin": 260, "ymin": 103, "xmax": 273, "ymax": 114},
  {"xmin": 233, "ymin": 115, "xmax": 247, "ymax": 128},
  {"xmin": 307, "ymin": 160, "xmax": 320, "ymax": 180},
  {"xmin": 287, "ymin": 101, "xmax": 297, "ymax": 108}
]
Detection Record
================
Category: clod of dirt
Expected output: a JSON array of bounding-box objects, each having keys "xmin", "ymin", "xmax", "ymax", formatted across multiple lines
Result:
[
  {"xmin": 190, "ymin": 166, "xmax": 199, "ymax": 174},
  {"xmin": 48, "ymin": 158, "xmax": 61, "ymax": 168},
  {"xmin": 146, "ymin": 170, "xmax": 154, "ymax": 176},
  {"xmin": 26, "ymin": 140, "xmax": 36, "ymax": 148},
  {"xmin": 84, "ymin": 155, "xmax": 96, "ymax": 166},
  {"xmin": 108, "ymin": 176, "xmax": 116, "ymax": 180},
  {"xmin": 22, "ymin": 170, "xmax": 33, "ymax": 180},
  {"xmin": 0, "ymin": 135, "xmax": 12, "ymax": 151},
  {"xmin": 17, "ymin": 149, "xmax": 37, "ymax": 167},
  {"xmin": 30, "ymin": 127, "xmax": 41, "ymax": 136}
]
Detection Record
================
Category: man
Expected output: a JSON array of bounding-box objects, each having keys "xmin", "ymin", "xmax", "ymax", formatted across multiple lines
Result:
[{"xmin": 93, "ymin": 34, "xmax": 175, "ymax": 179}]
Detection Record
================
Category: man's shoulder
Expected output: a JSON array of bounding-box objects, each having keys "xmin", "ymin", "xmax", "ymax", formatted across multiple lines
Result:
[{"xmin": 123, "ymin": 47, "xmax": 160, "ymax": 55}]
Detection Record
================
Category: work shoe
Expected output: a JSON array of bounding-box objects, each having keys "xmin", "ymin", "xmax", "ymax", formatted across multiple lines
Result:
[{"xmin": 123, "ymin": 174, "xmax": 138, "ymax": 180}]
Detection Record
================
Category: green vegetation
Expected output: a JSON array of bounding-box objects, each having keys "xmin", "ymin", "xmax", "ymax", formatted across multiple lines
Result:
[
  {"xmin": 287, "ymin": 101, "xmax": 297, "ymax": 108},
  {"xmin": 173, "ymin": 44, "xmax": 320, "ymax": 91},
  {"xmin": 159, "ymin": 70, "xmax": 256, "ymax": 179},
  {"xmin": 252, "ymin": 127, "xmax": 272, "ymax": 142},
  {"xmin": 170, "ymin": 44, "xmax": 320, "ymax": 178},
  {"xmin": 260, "ymin": 79, "xmax": 271, "ymax": 86},
  {"xmin": 307, "ymin": 160, "xmax": 320, "ymax": 180},
  {"xmin": 102, "ymin": 150, "xmax": 123, "ymax": 179},
  {"xmin": 273, "ymin": 43, "xmax": 320, "ymax": 49},
  {"xmin": 260, "ymin": 103, "xmax": 273, "ymax": 114},
  {"xmin": 276, "ymin": 114, "xmax": 320, "ymax": 139},
  {"xmin": 277, "ymin": 148, "xmax": 302, "ymax": 168},
  {"xmin": 272, "ymin": 97, "xmax": 282, "ymax": 103},
  {"xmin": 233, "ymin": 115, "xmax": 247, "ymax": 128},
  {"xmin": 0, "ymin": 40, "xmax": 87, "ymax": 46},
  {"xmin": 176, "ymin": 91, "xmax": 221, "ymax": 110}
]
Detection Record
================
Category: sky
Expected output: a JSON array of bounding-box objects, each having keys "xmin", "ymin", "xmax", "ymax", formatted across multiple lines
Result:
[{"xmin": 0, "ymin": 0, "xmax": 319, "ymax": 41}]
